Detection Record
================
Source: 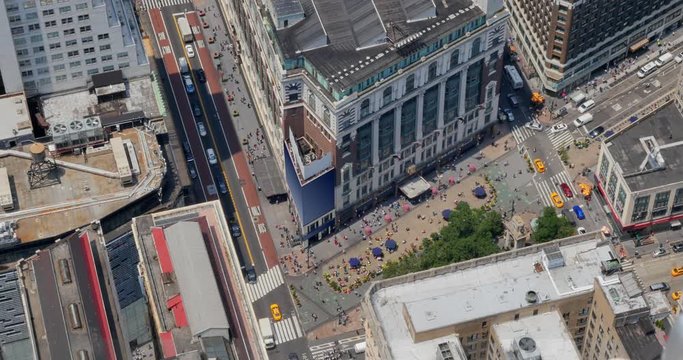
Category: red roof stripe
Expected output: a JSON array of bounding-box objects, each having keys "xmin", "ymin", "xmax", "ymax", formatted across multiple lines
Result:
[
  {"xmin": 159, "ymin": 331, "xmax": 177, "ymax": 359},
  {"xmin": 79, "ymin": 232, "xmax": 116, "ymax": 360},
  {"xmin": 151, "ymin": 227, "xmax": 174, "ymax": 273},
  {"xmin": 166, "ymin": 294, "xmax": 189, "ymax": 328}
]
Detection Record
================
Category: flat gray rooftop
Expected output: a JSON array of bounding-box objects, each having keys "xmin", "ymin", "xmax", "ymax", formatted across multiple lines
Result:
[
  {"xmin": 370, "ymin": 238, "xmax": 614, "ymax": 359},
  {"xmin": 606, "ymin": 102, "xmax": 683, "ymax": 191},
  {"xmin": 492, "ymin": 311, "xmax": 581, "ymax": 359},
  {"xmin": 278, "ymin": 0, "xmax": 483, "ymax": 91}
]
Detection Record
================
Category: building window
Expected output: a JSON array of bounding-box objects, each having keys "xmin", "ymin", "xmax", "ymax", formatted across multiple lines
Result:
[
  {"xmin": 69, "ymin": 60, "xmax": 80, "ymax": 68},
  {"xmin": 405, "ymin": 74, "xmax": 415, "ymax": 93},
  {"xmin": 487, "ymin": 52, "xmax": 498, "ymax": 74},
  {"xmin": 18, "ymin": 59, "xmax": 31, "ymax": 67},
  {"xmin": 66, "ymin": 39, "xmax": 77, "ymax": 47},
  {"xmin": 82, "ymin": 36, "xmax": 93, "ymax": 44},
  {"xmin": 76, "ymin": 3, "xmax": 88, "ymax": 10},
  {"xmin": 360, "ymin": 98, "xmax": 370, "ymax": 118},
  {"xmin": 378, "ymin": 110, "xmax": 395, "ymax": 159},
  {"xmin": 382, "ymin": 87, "xmax": 393, "ymax": 107},
  {"xmin": 422, "ymin": 85, "xmax": 439, "ymax": 135},
  {"xmin": 357, "ymin": 122, "xmax": 373, "ymax": 171},
  {"xmin": 61, "ymin": 17, "xmax": 73, "ymax": 24},
  {"xmin": 31, "ymin": 35, "xmax": 42, "ymax": 43},
  {"xmin": 11, "ymin": 26, "xmax": 24, "ymax": 35},
  {"xmin": 100, "ymin": 44, "xmax": 111, "ymax": 51},
  {"xmin": 615, "ymin": 187, "xmax": 626, "ymax": 216},
  {"xmin": 85, "ymin": 57, "xmax": 96, "ymax": 64},
  {"xmin": 84, "ymin": 47, "xmax": 95, "ymax": 54},
  {"xmin": 55, "ymin": 74, "xmax": 67, "ymax": 81},
  {"xmin": 98, "ymin": 33, "xmax": 109, "ymax": 40},
  {"xmin": 35, "ymin": 56, "xmax": 46, "ymax": 64},
  {"xmin": 427, "ymin": 62, "xmax": 438, "ymax": 82},
  {"xmin": 37, "ymin": 67, "xmax": 49, "ymax": 75},
  {"xmin": 72, "ymin": 71, "xmax": 82, "ymax": 78},
  {"xmin": 53, "ymin": 64, "xmax": 65, "ymax": 71},
  {"xmin": 652, "ymin": 191, "xmax": 671, "ymax": 218},
  {"xmin": 117, "ymin": 52, "xmax": 128, "ymax": 59},
  {"xmin": 87, "ymin": 68, "xmax": 99, "ymax": 75},
  {"xmin": 606, "ymin": 173, "xmax": 618, "ymax": 202},
  {"xmin": 599, "ymin": 156, "xmax": 610, "ymax": 184},
  {"xmin": 59, "ymin": 6, "xmax": 71, "ymax": 13},
  {"xmin": 401, "ymin": 98, "xmax": 417, "ymax": 147},
  {"xmin": 28, "ymin": 23, "xmax": 40, "ymax": 31},
  {"xmin": 450, "ymin": 49, "xmax": 460, "ymax": 69},
  {"xmin": 472, "ymin": 37, "xmax": 481, "ymax": 57},
  {"xmin": 64, "ymin": 28, "xmax": 75, "ymax": 36},
  {"xmin": 49, "ymin": 43, "xmax": 61, "ymax": 50},
  {"xmin": 631, "ymin": 195, "xmax": 650, "ymax": 222},
  {"xmin": 79, "ymin": 25, "xmax": 91, "ymax": 32},
  {"xmin": 21, "ymin": 70, "xmax": 33, "ymax": 77},
  {"xmin": 444, "ymin": 73, "xmax": 461, "ymax": 123},
  {"xmin": 51, "ymin": 53, "xmax": 63, "ymax": 61},
  {"xmin": 47, "ymin": 31, "xmax": 58, "ymax": 39},
  {"xmin": 102, "ymin": 65, "xmax": 115, "ymax": 72},
  {"xmin": 322, "ymin": 107, "xmax": 331, "ymax": 127},
  {"xmin": 67, "ymin": 50, "xmax": 79, "ymax": 57},
  {"xmin": 118, "ymin": 62, "xmax": 129, "ymax": 69},
  {"xmin": 9, "ymin": 15, "xmax": 22, "ymax": 23},
  {"xmin": 672, "ymin": 188, "xmax": 683, "ymax": 214},
  {"xmin": 42, "ymin": 9, "xmax": 54, "ymax": 16},
  {"xmin": 77, "ymin": 14, "xmax": 89, "ymax": 21},
  {"xmin": 464, "ymin": 61, "xmax": 482, "ymax": 111},
  {"xmin": 101, "ymin": 55, "xmax": 113, "ymax": 62}
]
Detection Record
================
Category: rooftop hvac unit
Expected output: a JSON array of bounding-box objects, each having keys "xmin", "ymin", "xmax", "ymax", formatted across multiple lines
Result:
[
  {"xmin": 49, "ymin": 123, "xmax": 68, "ymax": 135},
  {"xmin": 513, "ymin": 337, "xmax": 541, "ymax": 360},
  {"xmin": 69, "ymin": 120, "xmax": 84, "ymax": 131},
  {"xmin": 84, "ymin": 117, "xmax": 101, "ymax": 129}
]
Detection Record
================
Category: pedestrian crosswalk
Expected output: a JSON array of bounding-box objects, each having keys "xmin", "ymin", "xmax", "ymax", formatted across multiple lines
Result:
[
  {"xmin": 274, "ymin": 315, "xmax": 304, "ymax": 344},
  {"xmin": 310, "ymin": 334, "xmax": 366, "ymax": 359},
  {"xmin": 534, "ymin": 171, "xmax": 577, "ymax": 207},
  {"xmin": 511, "ymin": 124, "xmax": 537, "ymax": 145},
  {"xmin": 246, "ymin": 266, "xmax": 284, "ymax": 302},
  {"xmin": 546, "ymin": 128, "xmax": 574, "ymax": 150},
  {"xmin": 139, "ymin": 0, "xmax": 191, "ymax": 10}
]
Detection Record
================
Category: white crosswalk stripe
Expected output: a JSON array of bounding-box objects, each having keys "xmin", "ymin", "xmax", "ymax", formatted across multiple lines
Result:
[
  {"xmin": 511, "ymin": 124, "xmax": 536, "ymax": 145},
  {"xmin": 545, "ymin": 128, "xmax": 575, "ymax": 150},
  {"xmin": 140, "ymin": 0, "xmax": 191, "ymax": 10},
  {"xmin": 310, "ymin": 335, "xmax": 366, "ymax": 359},
  {"xmin": 534, "ymin": 171, "xmax": 578, "ymax": 206},
  {"xmin": 246, "ymin": 266, "xmax": 284, "ymax": 302},
  {"xmin": 273, "ymin": 316, "xmax": 304, "ymax": 344}
]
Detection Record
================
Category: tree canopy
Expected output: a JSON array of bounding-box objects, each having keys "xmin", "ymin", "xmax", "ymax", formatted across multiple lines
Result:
[
  {"xmin": 531, "ymin": 207, "xmax": 576, "ymax": 243},
  {"xmin": 382, "ymin": 202, "xmax": 503, "ymax": 278}
]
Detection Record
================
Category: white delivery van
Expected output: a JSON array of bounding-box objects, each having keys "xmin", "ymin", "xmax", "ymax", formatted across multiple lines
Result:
[
  {"xmin": 354, "ymin": 342, "xmax": 367, "ymax": 354},
  {"xmin": 259, "ymin": 318, "xmax": 275, "ymax": 349},
  {"xmin": 637, "ymin": 61, "xmax": 658, "ymax": 78},
  {"xmin": 573, "ymin": 113, "xmax": 594, "ymax": 127},
  {"xmin": 577, "ymin": 99, "xmax": 595, "ymax": 113},
  {"xmin": 655, "ymin": 52, "xmax": 674, "ymax": 67}
]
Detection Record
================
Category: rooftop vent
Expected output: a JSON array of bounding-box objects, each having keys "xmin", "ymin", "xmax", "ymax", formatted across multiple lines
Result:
[
  {"xmin": 525, "ymin": 291, "xmax": 538, "ymax": 304},
  {"xmin": 513, "ymin": 336, "xmax": 541, "ymax": 360}
]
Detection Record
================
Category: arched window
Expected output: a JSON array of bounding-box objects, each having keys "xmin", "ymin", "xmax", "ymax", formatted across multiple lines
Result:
[
  {"xmin": 382, "ymin": 87, "xmax": 393, "ymax": 107},
  {"xmin": 472, "ymin": 38, "xmax": 481, "ymax": 56},
  {"xmin": 428, "ymin": 62, "xmax": 438, "ymax": 82},
  {"xmin": 360, "ymin": 99, "xmax": 370, "ymax": 118},
  {"xmin": 450, "ymin": 49, "xmax": 460, "ymax": 69}
]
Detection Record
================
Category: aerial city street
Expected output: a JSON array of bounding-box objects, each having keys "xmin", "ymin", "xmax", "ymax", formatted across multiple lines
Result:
[{"xmin": 0, "ymin": 0, "xmax": 683, "ymax": 359}]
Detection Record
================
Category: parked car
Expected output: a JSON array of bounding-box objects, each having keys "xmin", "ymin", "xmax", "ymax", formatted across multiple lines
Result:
[
  {"xmin": 673, "ymin": 290, "xmax": 683, "ymax": 301},
  {"xmin": 578, "ymin": 99, "xmax": 595, "ymax": 113},
  {"xmin": 217, "ymin": 177, "xmax": 227, "ymax": 194},
  {"xmin": 228, "ymin": 218, "xmax": 242, "ymax": 238},
  {"xmin": 197, "ymin": 122, "xmax": 207, "ymax": 136},
  {"xmin": 183, "ymin": 74, "xmax": 195, "ymax": 93},
  {"xmin": 507, "ymin": 93, "xmax": 520, "ymax": 108},
  {"xmin": 589, "ymin": 126, "xmax": 605, "ymax": 138},
  {"xmin": 182, "ymin": 141, "xmax": 193, "ymax": 160},
  {"xmin": 193, "ymin": 103, "xmax": 202, "ymax": 117},
  {"xmin": 270, "ymin": 304, "xmax": 282, "ymax": 321},
  {"xmin": 245, "ymin": 266, "xmax": 257, "ymax": 283},
  {"xmin": 653, "ymin": 248, "xmax": 668, "ymax": 258},
  {"xmin": 502, "ymin": 108, "xmax": 515, "ymax": 122},
  {"xmin": 672, "ymin": 266, "xmax": 683, "ymax": 277},
  {"xmin": 185, "ymin": 44, "xmax": 195, "ymax": 58},
  {"xmin": 550, "ymin": 192, "xmax": 564, "ymax": 208},
  {"xmin": 560, "ymin": 183, "xmax": 573, "ymax": 198},
  {"xmin": 572, "ymin": 205, "xmax": 585, "ymax": 220},
  {"xmin": 525, "ymin": 121, "xmax": 543, "ymax": 131},
  {"xmin": 197, "ymin": 69, "xmax": 206, "ymax": 83},
  {"xmin": 550, "ymin": 123, "xmax": 568, "ymax": 133},
  {"xmin": 672, "ymin": 242, "xmax": 683, "ymax": 253},
  {"xmin": 676, "ymin": 51, "xmax": 683, "ymax": 64},
  {"xmin": 577, "ymin": 227, "xmax": 587, "ymax": 234},
  {"xmin": 206, "ymin": 148, "xmax": 217, "ymax": 165},
  {"xmin": 650, "ymin": 282, "xmax": 671, "ymax": 292},
  {"xmin": 189, "ymin": 164, "xmax": 197, "ymax": 179}
]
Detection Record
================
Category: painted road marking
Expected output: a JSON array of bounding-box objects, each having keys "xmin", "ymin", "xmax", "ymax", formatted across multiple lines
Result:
[{"xmin": 246, "ymin": 266, "xmax": 284, "ymax": 301}]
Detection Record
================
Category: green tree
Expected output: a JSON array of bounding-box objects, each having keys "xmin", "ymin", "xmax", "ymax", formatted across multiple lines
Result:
[
  {"xmin": 531, "ymin": 207, "xmax": 576, "ymax": 243},
  {"xmin": 383, "ymin": 202, "xmax": 502, "ymax": 278}
]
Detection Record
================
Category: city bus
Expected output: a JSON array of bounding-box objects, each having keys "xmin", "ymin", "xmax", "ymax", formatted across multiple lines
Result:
[{"xmin": 504, "ymin": 65, "xmax": 523, "ymax": 89}]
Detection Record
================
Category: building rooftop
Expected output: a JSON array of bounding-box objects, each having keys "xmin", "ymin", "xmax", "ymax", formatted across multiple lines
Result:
[
  {"xmin": 17, "ymin": 229, "xmax": 122, "ymax": 360},
  {"xmin": 600, "ymin": 272, "xmax": 648, "ymax": 315},
  {"xmin": 132, "ymin": 202, "xmax": 255, "ymax": 359},
  {"xmin": 492, "ymin": 311, "xmax": 581, "ymax": 360},
  {"xmin": 616, "ymin": 318, "xmax": 662, "ymax": 360},
  {"xmin": 0, "ymin": 93, "xmax": 32, "ymax": 144},
  {"xmin": 277, "ymin": 0, "xmax": 486, "ymax": 91},
  {"xmin": 606, "ymin": 102, "xmax": 683, "ymax": 191},
  {"xmin": 41, "ymin": 76, "xmax": 161, "ymax": 125},
  {"xmin": 0, "ymin": 129, "xmax": 164, "ymax": 242},
  {"xmin": 0, "ymin": 270, "xmax": 31, "ymax": 359},
  {"xmin": 367, "ymin": 235, "xmax": 615, "ymax": 359}
]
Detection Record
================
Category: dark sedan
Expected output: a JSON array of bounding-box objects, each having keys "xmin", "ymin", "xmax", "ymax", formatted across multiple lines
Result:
[{"xmin": 589, "ymin": 126, "xmax": 605, "ymax": 138}]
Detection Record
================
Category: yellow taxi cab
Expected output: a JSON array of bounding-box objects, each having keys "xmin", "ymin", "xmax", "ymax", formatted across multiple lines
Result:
[
  {"xmin": 578, "ymin": 183, "xmax": 592, "ymax": 197},
  {"xmin": 672, "ymin": 267, "xmax": 683, "ymax": 277},
  {"xmin": 270, "ymin": 303, "xmax": 282, "ymax": 321},
  {"xmin": 673, "ymin": 291, "xmax": 682, "ymax": 301},
  {"xmin": 534, "ymin": 159, "xmax": 545, "ymax": 173},
  {"xmin": 550, "ymin": 192, "xmax": 564, "ymax": 208}
]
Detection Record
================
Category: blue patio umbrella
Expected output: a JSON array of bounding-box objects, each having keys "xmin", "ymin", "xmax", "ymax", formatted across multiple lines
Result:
[
  {"xmin": 473, "ymin": 186, "xmax": 487, "ymax": 199},
  {"xmin": 385, "ymin": 239, "xmax": 397, "ymax": 251},
  {"xmin": 349, "ymin": 257, "xmax": 361, "ymax": 268},
  {"xmin": 372, "ymin": 247, "xmax": 383, "ymax": 257},
  {"xmin": 442, "ymin": 209, "xmax": 452, "ymax": 220}
]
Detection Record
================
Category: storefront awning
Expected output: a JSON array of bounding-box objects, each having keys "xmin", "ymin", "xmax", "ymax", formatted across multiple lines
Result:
[
  {"xmin": 629, "ymin": 38, "xmax": 649, "ymax": 52},
  {"xmin": 399, "ymin": 176, "xmax": 431, "ymax": 199}
]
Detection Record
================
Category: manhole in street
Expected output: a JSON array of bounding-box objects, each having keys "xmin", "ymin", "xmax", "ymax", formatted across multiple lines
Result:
[{"xmin": 611, "ymin": 104, "xmax": 622, "ymax": 111}]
